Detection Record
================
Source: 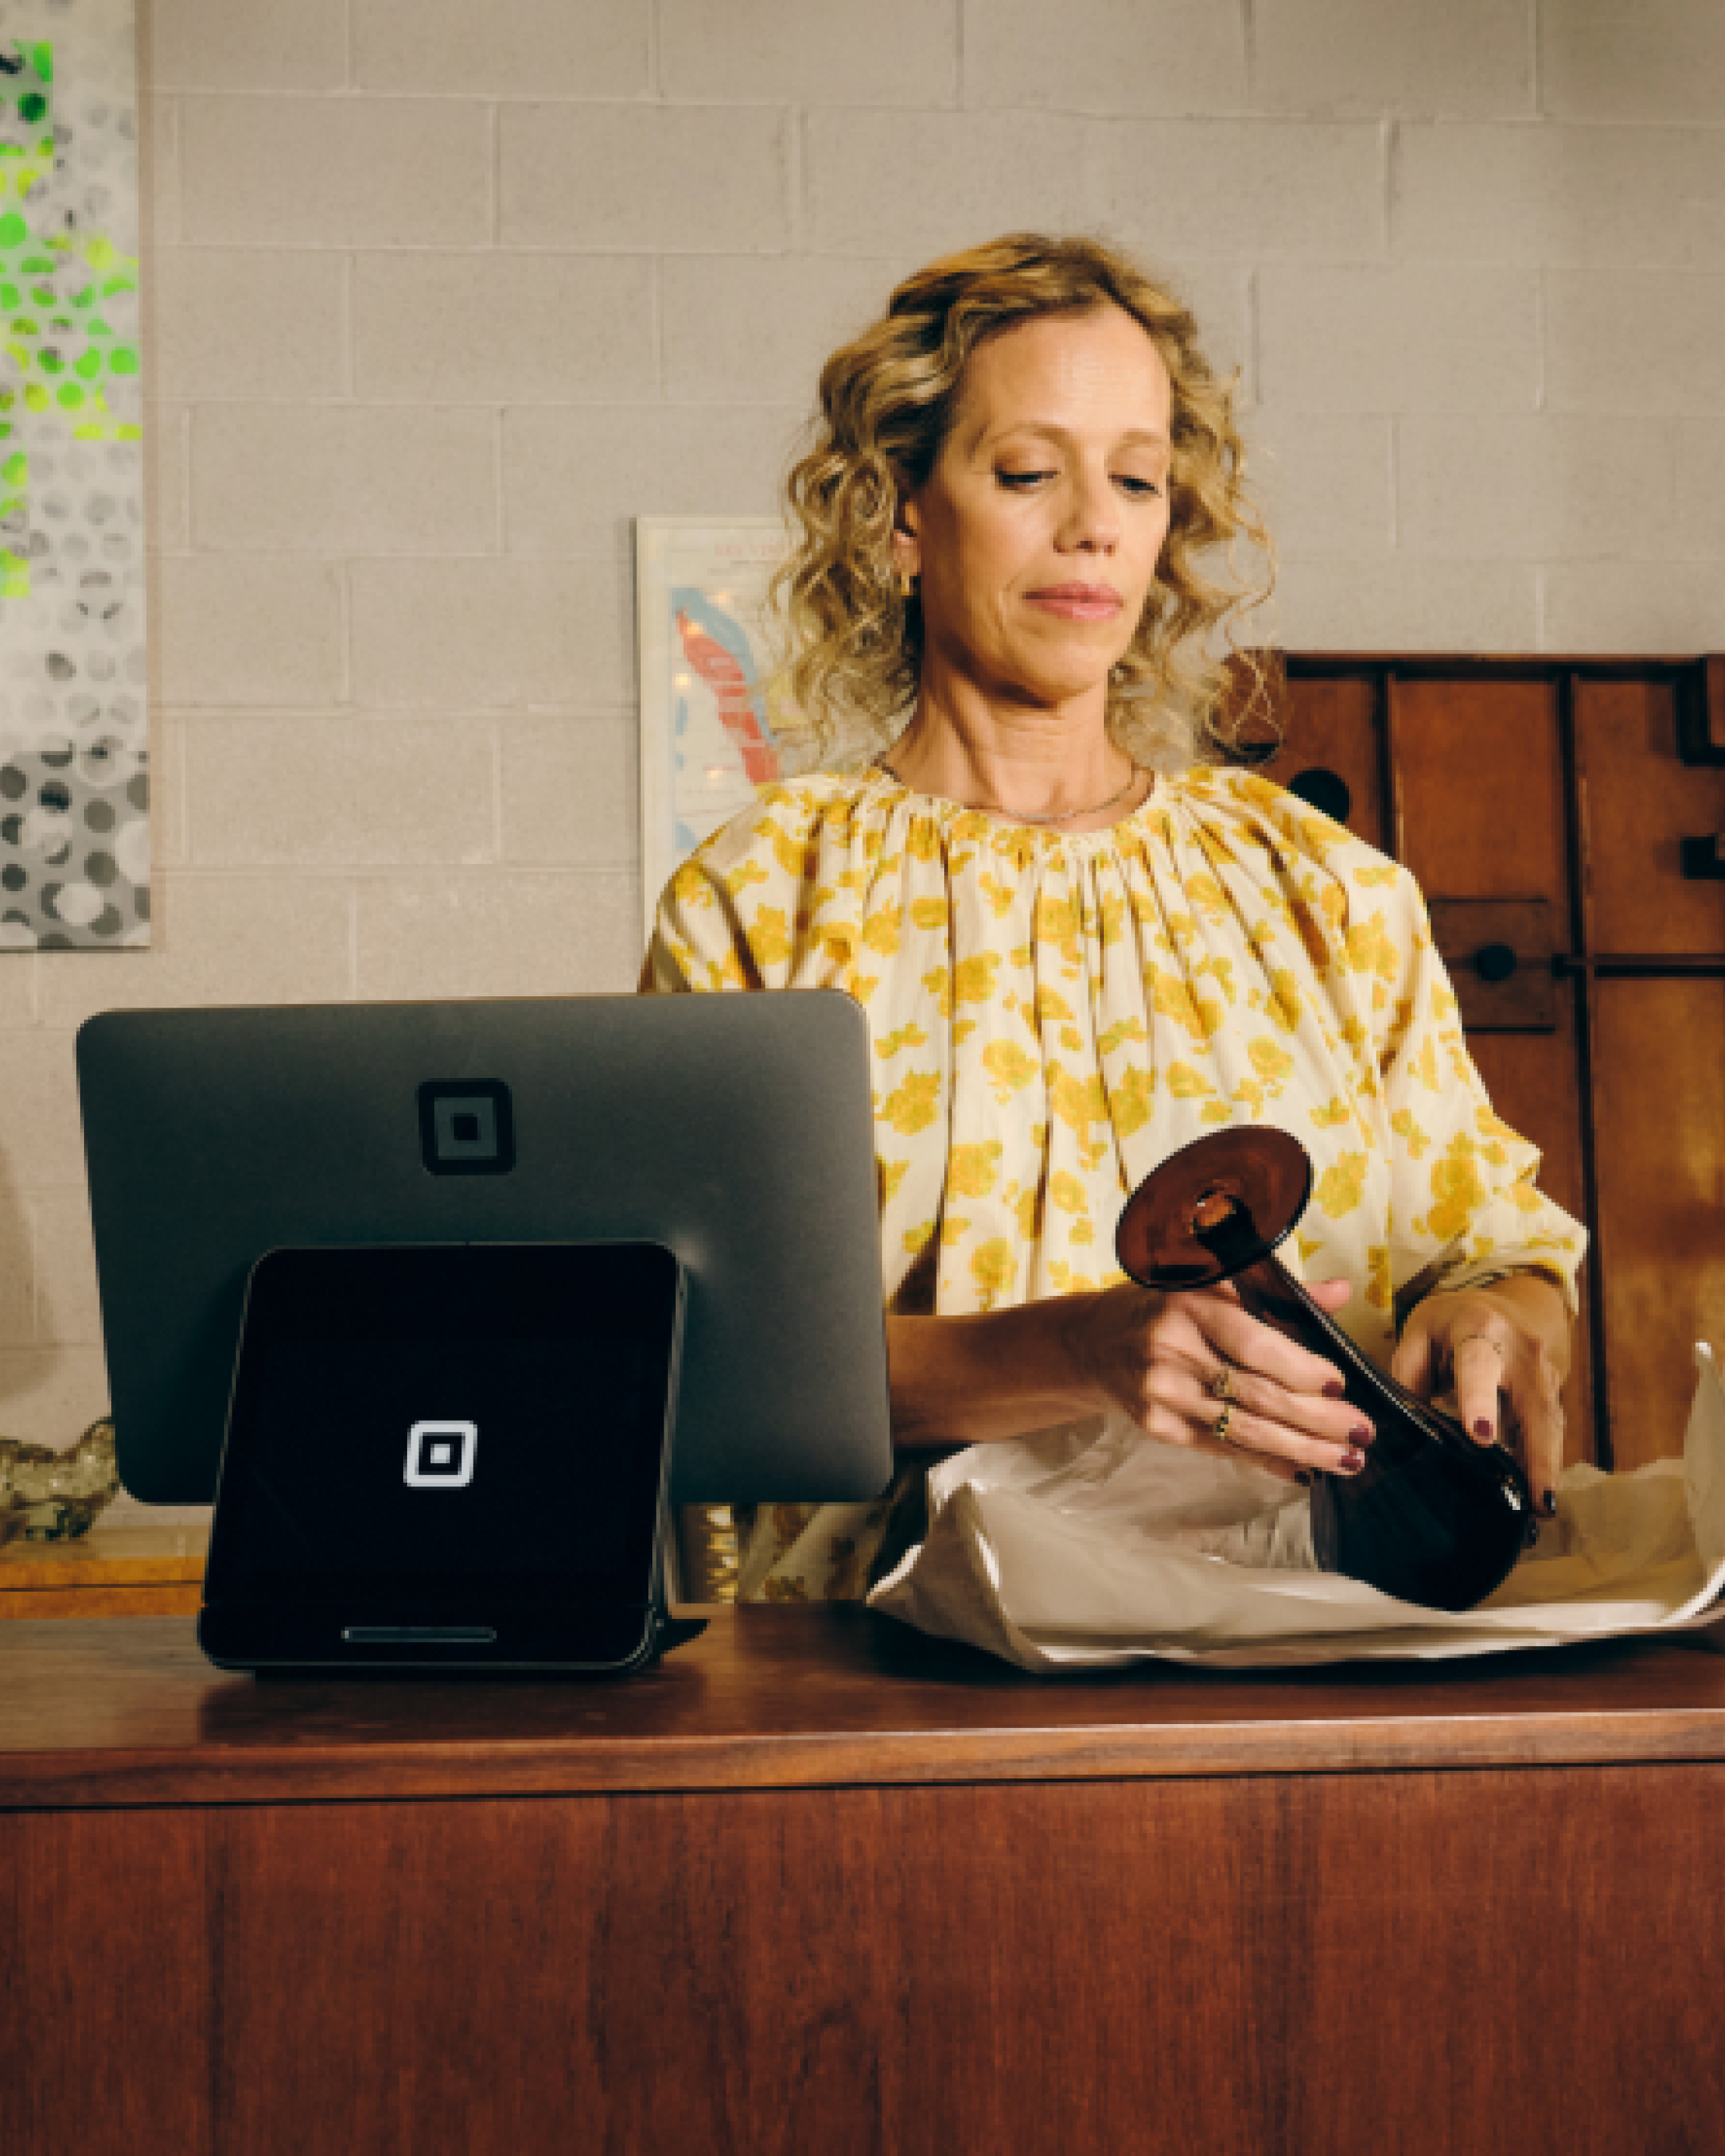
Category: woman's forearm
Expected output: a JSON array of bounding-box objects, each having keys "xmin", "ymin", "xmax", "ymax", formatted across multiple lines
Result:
[{"xmin": 885, "ymin": 1297, "xmax": 1107, "ymax": 1448}]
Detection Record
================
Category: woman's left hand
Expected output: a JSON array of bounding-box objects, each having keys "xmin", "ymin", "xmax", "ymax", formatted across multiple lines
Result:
[{"xmin": 1389, "ymin": 1273, "xmax": 1571, "ymax": 1518}]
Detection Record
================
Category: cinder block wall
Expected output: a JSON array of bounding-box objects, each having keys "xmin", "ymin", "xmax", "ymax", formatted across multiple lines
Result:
[{"xmin": 6, "ymin": 0, "xmax": 1724, "ymax": 1503}]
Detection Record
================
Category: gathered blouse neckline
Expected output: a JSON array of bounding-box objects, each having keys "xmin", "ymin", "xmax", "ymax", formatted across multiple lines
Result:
[{"xmin": 861, "ymin": 759, "xmax": 1167, "ymax": 850}]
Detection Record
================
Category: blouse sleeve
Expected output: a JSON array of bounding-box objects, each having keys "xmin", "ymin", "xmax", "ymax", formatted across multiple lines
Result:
[
  {"xmin": 640, "ymin": 845, "xmax": 768, "ymax": 998},
  {"xmin": 1370, "ymin": 865, "xmax": 1587, "ymax": 1319}
]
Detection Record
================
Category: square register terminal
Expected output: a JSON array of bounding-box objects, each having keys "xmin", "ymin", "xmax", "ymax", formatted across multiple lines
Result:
[{"xmin": 76, "ymin": 993, "xmax": 895, "ymax": 1674}]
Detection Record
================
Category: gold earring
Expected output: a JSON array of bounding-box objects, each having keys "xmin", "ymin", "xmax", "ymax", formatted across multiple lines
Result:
[{"xmin": 897, "ymin": 565, "xmax": 915, "ymax": 599}]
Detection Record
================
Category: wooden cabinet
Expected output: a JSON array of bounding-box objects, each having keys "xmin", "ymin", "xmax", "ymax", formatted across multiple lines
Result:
[{"xmin": 1273, "ymin": 656, "xmax": 1725, "ymax": 1474}]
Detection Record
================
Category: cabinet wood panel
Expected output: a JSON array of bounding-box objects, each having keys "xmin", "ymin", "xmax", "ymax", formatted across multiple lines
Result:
[
  {"xmin": 1388, "ymin": 676, "xmax": 1569, "ymax": 913},
  {"xmin": 1575, "ymin": 677, "xmax": 1725, "ymax": 955},
  {"xmin": 1279, "ymin": 656, "xmax": 1725, "ymax": 1473},
  {"xmin": 1469, "ymin": 1011, "xmax": 1596, "ymax": 1462},
  {"xmin": 1592, "ymin": 977, "xmax": 1725, "ymax": 1469},
  {"xmin": 1270, "ymin": 670, "xmax": 1386, "ymax": 850},
  {"xmin": 7, "ymin": 1766, "xmax": 1725, "ymax": 2156}
]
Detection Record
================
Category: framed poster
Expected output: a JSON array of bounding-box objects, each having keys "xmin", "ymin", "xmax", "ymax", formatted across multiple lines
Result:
[
  {"xmin": 0, "ymin": 2, "xmax": 148, "ymax": 949},
  {"xmin": 635, "ymin": 516, "xmax": 817, "ymax": 945}
]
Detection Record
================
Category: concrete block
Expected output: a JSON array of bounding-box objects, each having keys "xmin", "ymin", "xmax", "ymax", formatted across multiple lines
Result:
[
  {"xmin": 0, "ymin": 1030, "xmax": 87, "ymax": 1188},
  {"xmin": 353, "ymin": 253, "xmax": 654, "ymax": 402},
  {"xmin": 156, "ymin": 557, "xmax": 343, "ymax": 708},
  {"xmin": 151, "ymin": 248, "xmax": 347, "ymax": 402},
  {"xmin": 661, "ymin": 253, "xmax": 909, "ymax": 406},
  {"xmin": 503, "ymin": 405, "xmax": 799, "ymax": 555},
  {"xmin": 38, "ymin": 868, "xmax": 353, "ymax": 1030},
  {"xmin": 350, "ymin": 558, "xmax": 632, "ymax": 710},
  {"xmin": 1397, "ymin": 415, "xmax": 1674, "ymax": 562},
  {"xmin": 1542, "ymin": 0, "xmax": 1725, "ymax": 124},
  {"xmin": 1257, "ymin": 261, "xmax": 1539, "ymax": 413},
  {"xmin": 965, "ymin": 0, "xmax": 1245, "ymax": 114},
  {"xmin": 30, "ymin": 1189, "xmax": 105, "ymax": 1349},
  {"xmin": 184, "ymin": 718, "xmax": 496, "ymax": 868},
  {"xmin": 1395, "ymin": 123, "xmax": 1725, "ymax": 272},
  {"xmin": 179, "ymin": 95, "xmax": 492, "ymax": 249},
  {"xmin": 0, "ymin": 1348, "xmax": 113, "ymax": 1449},
  {"xmin": 1249, "ymin": 411, "xmax": 1394, "ymax": 558},
  {"xmin": 143, "ymin": 95, "xmax": 181, "ymax": 249},
  {"xmin": 501, "ymin": 104, "xmax": 789, "ymax": 255},
  {"xmin": 149, "ymin": 0, "xmax": 349, "ymax": 94},
  {"xmin": 353, "ymin": 869, "xmax": 639, "ymax": 1000},
  {"xmin": 1546, "ymin": 271, "xmax": 1725, "ymax": 417},
  {"xmin": 1543, "ymin": 561, "xmax": 1725, "ymax": 656},
  {"xmin": 150, "ymin": 712, "xmax": 189, "ymax": 870},
  {"xmin": 499, "ymin": 716, "xmax": 635, "ymax": 866},
  {"xmin": 192, "ymin": 405, "xmax": 499, "ymax": 556},
  {"xmin": 662, "ymin": 0, "xmax": 953, "ymax": 104},
  {"xmin": 1268, "ymin": 555, "xmax": 1540, "ymax": 651},
  {"xmin": 354, "ymin": 0, "xmax": 650, "ymax": 99},
  {"xmin": 1252, "ymin": 0, "xmax": 1534, "ymax": 117},
  {"xmin": 1673, "ymin": 421, "xmax": 1725, "ymax": 560},
  {"xmin": 1095, "ymin": 119, "xmax": 1384, "ymax": 258},
  {"xmin": 145, "ymin": 402, "xmax": 191, "ymax": 555},
  {"xmin": 0, "ymin": 955, "xmax": 37, "ymax": 1029},
  {"xmin": 0, "ymin": 1191, "xmax": 32, "ymax": 1347},
  {"xmin": 1137, "ymin": 257, "xmax": 1255, "ymax": 404},
  {"xmin": 806, "ymin": 109, "xmax": 1091, "ymax": 257}
]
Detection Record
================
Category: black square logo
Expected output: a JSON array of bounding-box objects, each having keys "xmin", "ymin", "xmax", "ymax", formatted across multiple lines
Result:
[{"xmin": 418, "ymin": 1080, "xmax": 516, "ymax": 1176}]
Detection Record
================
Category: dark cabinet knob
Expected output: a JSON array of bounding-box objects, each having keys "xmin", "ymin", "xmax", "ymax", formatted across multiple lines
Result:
[
  {"xmin": 1475, "ymin": 943, "xmax": 1518, "ymax": 983},
  {"xmin": 1287, "ymin": 766, "xmax": 1352, "ymax": 826}
]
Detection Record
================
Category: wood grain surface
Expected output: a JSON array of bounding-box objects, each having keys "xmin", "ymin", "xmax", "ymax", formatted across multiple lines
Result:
[
  {"xmin": 1591, "ymin": 975, "xmax": 1725, "ymax": 1471},
  {"xmin": 7, "ymin": 1611, "xmax": 1725, "ymax": 1812},
  {"xmin": 7, "ymin": 1762, "xmax": 1724, "ymax": 2156},
  {"xmin": 1273, "ymin": 669, "xmax": 1388, "ymax": 850}
]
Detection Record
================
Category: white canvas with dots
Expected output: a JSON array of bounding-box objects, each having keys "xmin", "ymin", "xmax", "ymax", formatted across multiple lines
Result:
[{"xmin": 0, "ymin": 0, "xmax": 144, "ymax": 950}]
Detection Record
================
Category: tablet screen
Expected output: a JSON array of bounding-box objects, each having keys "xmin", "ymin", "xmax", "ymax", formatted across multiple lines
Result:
[{"xmin": 203, "ymin": 1242, "xmax": 682, "ymax": 1608}]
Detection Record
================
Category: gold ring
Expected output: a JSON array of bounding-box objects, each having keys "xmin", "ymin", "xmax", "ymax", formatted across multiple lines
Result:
[
  {"xmin": 1211, "ymin": 1403, "xmax": 1238, "ymax": 1448},
  {"xmin": 1210, "ymin": 1365, "xmax": 1237, "ymax": 1403},
  {"xmin": 1455, "ymin": 1334, "xmax": 1504, "ymax": 1356}
]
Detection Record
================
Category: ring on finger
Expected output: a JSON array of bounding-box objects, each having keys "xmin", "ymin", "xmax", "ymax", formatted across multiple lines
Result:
[
  {"xmin": 1455, "ymin": 1333, "xmax": 1504, "ymax": 1357},
  {"xmin": 1209, "ymin": 1364, "xmax": 1238, "ymax": 1404},
  {"xmin": 1211, "ymin": 1403, "xmax": 1241, "ymax": 1449}
]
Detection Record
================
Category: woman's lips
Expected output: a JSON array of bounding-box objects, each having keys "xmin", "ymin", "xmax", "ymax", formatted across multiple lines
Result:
[{"xmin": 1026, "ymin": 585, "xmax": 1123, "ymax": 621}]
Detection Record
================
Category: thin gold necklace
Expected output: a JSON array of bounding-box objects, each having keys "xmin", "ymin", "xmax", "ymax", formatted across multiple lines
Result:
[{"xmin": 873, "ymin": 755, "xmax": 1147, "ymax": 827}]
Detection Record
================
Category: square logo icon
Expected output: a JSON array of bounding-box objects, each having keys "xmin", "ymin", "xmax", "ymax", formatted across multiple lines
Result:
[
  {"xmin": 418, "ymin": 1080, "xmax": 515, "ymax": 1176},
  {"xmin": 404, "ymin": 1421, "xmax": 477, "ymax": 1488}
]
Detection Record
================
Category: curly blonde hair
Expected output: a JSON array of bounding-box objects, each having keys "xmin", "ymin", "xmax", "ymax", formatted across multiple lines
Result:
[{"xmin": 771, "ymin": 233, "xmax": 1277, "ymax": 770}]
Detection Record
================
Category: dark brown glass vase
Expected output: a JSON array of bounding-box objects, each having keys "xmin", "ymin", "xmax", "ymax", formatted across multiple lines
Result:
[{"xmin": 1115, "ymin": 1126, "xmax": 1537, "ymax": 1612}]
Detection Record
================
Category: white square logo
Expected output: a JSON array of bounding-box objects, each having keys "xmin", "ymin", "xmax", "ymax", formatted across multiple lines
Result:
[{"xmin": 405, "ymin": 1421, "xmax": 477, "ymax": 1488}]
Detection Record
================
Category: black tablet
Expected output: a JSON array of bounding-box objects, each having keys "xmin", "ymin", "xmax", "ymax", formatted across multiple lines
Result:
[{"xmin": 198, "ymin": 1241, "xmax": 691, "ymax": 1675}]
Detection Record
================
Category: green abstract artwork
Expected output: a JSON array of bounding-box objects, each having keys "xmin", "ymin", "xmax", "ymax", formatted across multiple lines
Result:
[
  {"xmin": 0, "ymin": 0, "xmax": 148, "ymax": 951},
  {"xmin": 0, "ymin": 37, "xmax": 139, "ymax": 599}
]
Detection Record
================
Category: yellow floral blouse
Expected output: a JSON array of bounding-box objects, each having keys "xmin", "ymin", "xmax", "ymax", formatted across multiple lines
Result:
[{"xmin": 642, "ymin": 762, "xmax": 1586, "ymax": 1603}]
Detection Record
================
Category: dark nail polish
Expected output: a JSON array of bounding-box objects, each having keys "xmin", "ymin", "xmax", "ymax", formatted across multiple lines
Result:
[
  {"xmin": 1473, "ymin": 1419, "xmax": 1494, "ymax": 1440},
  {"xmin": 1542, "ymin": 1490, "xmax": 1558, "ymax": 1518},
  {"xmin": 1339, "ymin": 1448, "xmax": 1366, "ymax": 1474},
  {"xmin": 1322, "ymin": 1381, "xmax": 1345, "ymax": 1400},
  {"xmin": 1350, "ymin": 1424, "xmax": 1374, "ymax": 1447}
]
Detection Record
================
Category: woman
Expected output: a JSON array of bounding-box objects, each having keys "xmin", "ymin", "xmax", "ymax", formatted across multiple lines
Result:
[{"xmin": 645, "ymin": 234, "xmax": 1583, "ymax": 1606}]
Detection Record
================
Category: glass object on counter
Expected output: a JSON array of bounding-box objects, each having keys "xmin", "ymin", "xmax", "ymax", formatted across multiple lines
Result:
[
  {"xmin": 0, "ymin": 1419, "xmax": 121, "ymax": 1542},
  {"xmin": 1115, "ymin": 1128, "xmax": 1537, "ymax": 1613}
]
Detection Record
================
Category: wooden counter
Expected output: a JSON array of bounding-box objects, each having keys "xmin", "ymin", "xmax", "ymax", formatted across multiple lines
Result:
[
  {"xmin": 5, "ymin": 1610, "xmax": 1725, "ymax": 2155},
  {"xmin": 0, "ymin": 1523, "xmax": 207, "ymax": 1619}
]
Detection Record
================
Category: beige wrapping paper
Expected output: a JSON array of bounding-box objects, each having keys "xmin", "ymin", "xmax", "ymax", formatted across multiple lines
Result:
[{"xmin": 867, "ymin": 1344, "xmax": 1725, "ymax": 1671}]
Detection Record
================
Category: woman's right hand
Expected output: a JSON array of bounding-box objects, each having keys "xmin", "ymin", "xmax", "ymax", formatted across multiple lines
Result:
[{"xmin": 1064, "ymin": 1278, "xmax": 1375, "ymax": 1486}]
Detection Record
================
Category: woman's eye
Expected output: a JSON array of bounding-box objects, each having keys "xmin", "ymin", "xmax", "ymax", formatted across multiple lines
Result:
[
  {"xmin": 1117, "ymin": 476, "xmax": 1164, "ymax": 499},
  {"xmin": 996, "ymin": 469, "xmax": 1054, "ymax": 489}
]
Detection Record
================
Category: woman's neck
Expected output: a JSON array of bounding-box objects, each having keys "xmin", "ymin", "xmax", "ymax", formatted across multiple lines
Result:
[{"xmin": 881, "ymin": 674, "xmax": 1149, "ymax": 832}]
